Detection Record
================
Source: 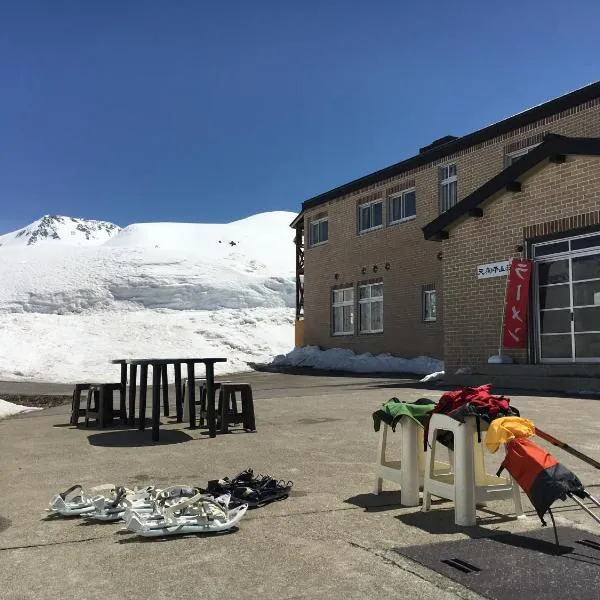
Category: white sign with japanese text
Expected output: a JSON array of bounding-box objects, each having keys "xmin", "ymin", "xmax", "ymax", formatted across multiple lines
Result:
[{"xmin": 477, "ymin": 261, "xmax": 510, "ymax": 279}]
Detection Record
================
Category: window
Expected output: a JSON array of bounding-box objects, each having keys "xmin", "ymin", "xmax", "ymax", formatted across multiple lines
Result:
[
  {"xmin": 505, "ymin": 143, "xmax": 540, "ymax": 167},
  {"xmin": 359, "ymin": 282, "xmax": 383, "ymax": 333},
  {"xmin": 309, "ymin": 217, "xmax": 328, "ymax": 247},
  {"xmin": 332, "ymin": 287, "xmax": 354, "ymax": 335},
  {"xmin": 439, "ymin": 164, "xmax": 458, "ymax": 213},
  {"xmin": 358, "ymin": 199, "xmax": 383, "ymax": 234},
  {"xmin": 388, "ymin": 189, "xmax": 416, "ymax": 224},
  {"xmin": 423, "ymin": 288, "xmax": 437, "ymax": 322}
]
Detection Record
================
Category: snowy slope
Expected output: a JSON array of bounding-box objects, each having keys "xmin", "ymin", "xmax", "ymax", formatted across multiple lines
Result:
[
  {"xmin": 0, "ymin": 211, "xmax": 297, "ymax": 382},
  {"xmin": 0, "ymin": 215, "xmax": 120, "ymax": 247}
]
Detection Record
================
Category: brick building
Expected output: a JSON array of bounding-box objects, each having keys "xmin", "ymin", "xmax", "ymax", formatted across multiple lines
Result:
[{"xmin": 291, "ymin": 82, "xmax": 600, "ymax": 372}]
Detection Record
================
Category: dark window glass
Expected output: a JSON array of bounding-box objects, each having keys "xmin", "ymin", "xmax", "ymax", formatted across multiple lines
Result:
[
  {"xmin": 534, "ymin": 242, "xmax": 569, "ymax": 258},
  {"xmin": 537, "ymin": 260, "xmax": 569, "ymax": 285},
  {"xmin": 541, "ymin": 334, "xmax": 572, "ymax": 359},
  {"xmin": 405, "ymin": 191, "xmax": 416, "ymax": 218},
  {"xmin": 575, "ymin": 333, "xmax": 600, "ymax": 358},
  {"xmin": 571, "ymin": 235, "xmax": 600, "ymax": 251},
  {"xmin": 574, "ymin": 306, "xmax": 600, "ymax": 333},
  {"xmin": 538, "ymin": 284, "xmax": 570, "ymax": 310},
  {"xmin": 573, "ymin": 280, "xmax": 600, "ymax": 307},
  {"xmin": 539, "ymin": 309, "xmax": 572, "ymax": 334},
  {"xmin": 572, "ymin": 254, "xmax": 600, "ymax": 282}
]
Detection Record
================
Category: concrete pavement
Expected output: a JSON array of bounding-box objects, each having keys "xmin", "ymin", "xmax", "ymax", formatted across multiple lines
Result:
[{"xmin": 1, "ymin": 372, "xmax": 599, "ymax": 599}]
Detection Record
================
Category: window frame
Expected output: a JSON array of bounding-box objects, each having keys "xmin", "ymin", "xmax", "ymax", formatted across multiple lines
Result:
[
  {"xmin": 505, "ymin": 143, "xmax": 541, "ymax": 167},
  {"xmin": 331, "ymin": 286, "xmax": 355, "ymax": 336},
  {"xmin": 388, "ymin": 187, "xmax": 416, "ymax": 225},
  {"xmin": 357, "ymin": 198, "xmax": 384, "ymax": 234},
  {"xmin": 439, "ymin": 163, "xmax": 458, "ymax": 213},
  {"xmin": 309, "ymin": 217, "xmax": 328, "ymax": 247},
  {"xmin": 423, "ymin": 289, "xmax": 437, "ymax": 322},
  {"xmin": 358, "ymin": 282, "xmax": 384, "ymax": 334}
]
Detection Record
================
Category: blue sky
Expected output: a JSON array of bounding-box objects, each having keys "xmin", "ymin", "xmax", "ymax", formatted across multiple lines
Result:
[{"xmin": 1, "ymin": 1, "xmax": 599, "ymax": 233}]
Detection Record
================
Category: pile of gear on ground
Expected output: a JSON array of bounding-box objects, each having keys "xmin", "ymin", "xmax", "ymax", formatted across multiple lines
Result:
[
  {"xmin": 373, "ymin": 384, "xmax": 600, "ymax": 544},
  {"xmin": 47, "ymin": 469, "xmax": 292, "ymax": 538}
]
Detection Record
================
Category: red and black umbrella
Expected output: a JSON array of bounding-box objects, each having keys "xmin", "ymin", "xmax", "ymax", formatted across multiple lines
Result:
[{"xmin": 499, "ymin": 437, "xmax": 600, "ymax": 544}]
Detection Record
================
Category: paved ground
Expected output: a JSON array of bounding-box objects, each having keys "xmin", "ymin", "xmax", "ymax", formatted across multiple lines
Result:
[{"xmin": 1, "ymin": 372, "xmax": 600, "ymax": 600}]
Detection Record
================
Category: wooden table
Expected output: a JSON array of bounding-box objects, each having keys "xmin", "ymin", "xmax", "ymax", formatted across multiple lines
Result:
[{"xmin": 111, "ymin": 358, "xmax": 227, "ymax": 441}]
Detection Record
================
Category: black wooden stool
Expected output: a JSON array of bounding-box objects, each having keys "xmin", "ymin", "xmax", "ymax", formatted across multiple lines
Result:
[
  {"xmin": 84, "ymin": 383, "xmax": 126, "ymax": 428},
  {"xmin": 216, "ymin": 383, "xmax": 256, "ymax": 434},
  {"xmin": 70, "ymin": 383, "xmax": 92, "ymax": 425}
]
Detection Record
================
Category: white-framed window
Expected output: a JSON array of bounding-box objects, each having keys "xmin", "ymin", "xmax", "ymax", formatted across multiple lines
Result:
[
  {"xmin": 505, "ymin": 143, "xmax": 540, "ymax": 167},
  {"xmin": 332, "ymin": 287, "xmax": 354, "ymax": 335},
  {"xmin": 388, "ymin": 188, "xmax": 416, "ymax": 224},
  {"xmin": 359, "ymin": 282, "xmax": 383, "ymax": 333},
  {"xmin": 358, "ymin": 199, "xmax": 383, "ymax": 234},
  {"xmin": 439, "ymin": 164, "xmax": 458, "ymax": 213},
  {"xmin": 309, "ymin": 217, "xmax": 328, "ymax": 247},
  {"xmin": 423, "ymin": 288, "xmax": 437, "ymax": 322}
]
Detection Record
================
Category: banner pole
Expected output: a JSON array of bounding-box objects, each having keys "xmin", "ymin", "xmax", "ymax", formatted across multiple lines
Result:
[{"xmin": 498, "ymin": 259, "xmax": 513, "ymax": 356}]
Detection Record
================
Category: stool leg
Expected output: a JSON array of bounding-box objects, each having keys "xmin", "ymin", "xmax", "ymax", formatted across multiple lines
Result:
[
  {"xmin": 241, "ymin": 388, "xmax": 256, "ymax": 431},
  {"xmin": 128, "ymin": 364, "xmax": 137, "ymax": 427},
  {"xmin": 219, "ymin": 389, "xmax": 229, "ymax": 434},
  {"xmin": 187, "ymin": 362, "xmax": 196, "ymax": 429},
  {"xmin": 99, "ymin": 387, "xmax": 107, "ymax": 428},
  {"xmin": 174, "ymin": 363, "xmax": 183, "ymax": 423},
  {"xmin": 421, "ymin": 427, "xmax": 436, "ymax": 512},
  {"xmin": 161, "ymin": 364, "xmax": 169, "ymax": 417},
  {"xmin": 120, "ymin": 363, "xmax": 127, "ymax": 420},
  {"xmin": 84, "ymin": 389, "xmax": 93, "ymax": 428},
  {"xmin": 400, "ymin": 420, "xmax": 420, "ymax": 507},
  {"xmin": 199, "ymin": 384, "xmax": 206, "ymax": 427},
  {"xmin": 71, "ymin": 388, "xmax": 81, "ymax": 426},
  {"xmin": 139, "ymin": 364, "xmax": 148, "ymax": 430},
  {"xmin": 454, "ymin": 419, "xmax": 477, "ymax": 526},
  {"xmin": 374, "ymin": 424, "xmax": 388, "ymax": 495}
]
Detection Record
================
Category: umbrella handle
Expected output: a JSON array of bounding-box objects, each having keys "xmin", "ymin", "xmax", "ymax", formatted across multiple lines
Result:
[{"xmin": 535, "ymin": 428, "xmax": 600, "ymax": 471}]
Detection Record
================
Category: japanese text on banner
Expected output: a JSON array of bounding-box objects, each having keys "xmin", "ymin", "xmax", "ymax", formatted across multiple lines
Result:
[{"xmin": 502, "ymin": 259, "xmax": 533, "ymax": 349}]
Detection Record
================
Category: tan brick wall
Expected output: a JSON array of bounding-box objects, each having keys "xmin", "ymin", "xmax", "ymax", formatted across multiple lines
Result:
[
  {"xmin": 442, "ymin": 156, "xmax": 600, "ymax": 374},
  {"xmin": 302, "ymin": 98, "xmax": 600, "ymax": 362}
]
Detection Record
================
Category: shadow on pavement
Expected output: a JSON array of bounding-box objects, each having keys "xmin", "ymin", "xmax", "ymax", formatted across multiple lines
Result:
[{"xmin": 87, "ymin": 429, "xmax": 193, "ymax": 447}]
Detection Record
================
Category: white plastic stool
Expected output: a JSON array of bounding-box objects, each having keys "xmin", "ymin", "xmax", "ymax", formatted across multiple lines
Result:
[
  {"xmin": 422, "ymin": 413, "xmax": 524, "ymax": 526},
  {"xmin": 374, "ymin": 418, "xmax": 452, "ymax": 507}
]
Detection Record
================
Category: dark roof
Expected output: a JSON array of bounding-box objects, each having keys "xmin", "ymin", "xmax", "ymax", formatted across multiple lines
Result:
[
  {"xmin": 300, "ymin": 81, "xmax": 600, "ymax": 213},
  {"xmin": 422, "ymin": 135, "xmax": 600, "ymax": 241}
]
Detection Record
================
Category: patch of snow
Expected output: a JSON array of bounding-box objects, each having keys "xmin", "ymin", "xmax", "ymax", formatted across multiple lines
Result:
[
  {"xmin": 271, "ymin": 346, "xmax": 443, "ymax": 375},
  {"xmin": 455, "ymin": 367, "xmax": 474, "ymax": 375},
  {"xmin": 0, "ymin": 215, "xmax": 120, "ymax": 247},
  {"xmin": 420, "ymin": 371, "xmax": 445, "ymax": 383},
  {"xmin": 0, "ymin": 399, "xmax": 43, "ymax": 419},
  {"xmin": 0, "ymin": 211, "xmax": 298, "ymax": 383},
  {"xmin": 487, "ymin": 354, "xmax": 514, "ymax": 364}
]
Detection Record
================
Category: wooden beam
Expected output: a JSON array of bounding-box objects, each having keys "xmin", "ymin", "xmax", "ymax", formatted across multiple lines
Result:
[
  {"xmin": 550, "ymin": 153, "xmax": 566, "ymax": 164},
  {"xmin": 506, "ymin": 181, "xmax": 522, "ymax": 193},
  {"xmin": 439, "ymin": 231, "xmax": 449, "ymax": 240},
  {"xmin": 468, "ymin": 207, "xmax": 483, "ymax": 218}
]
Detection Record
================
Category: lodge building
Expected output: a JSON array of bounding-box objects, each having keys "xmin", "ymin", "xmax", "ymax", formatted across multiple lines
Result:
[{"xmin": 291, "ymin": 82, "xmax": 600, "ymax": 376}]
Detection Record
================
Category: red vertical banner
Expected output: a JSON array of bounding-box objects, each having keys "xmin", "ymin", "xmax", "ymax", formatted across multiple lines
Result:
[{"xmin": 502, "ymin": 259, "xmax": 534, "ymax": 349}]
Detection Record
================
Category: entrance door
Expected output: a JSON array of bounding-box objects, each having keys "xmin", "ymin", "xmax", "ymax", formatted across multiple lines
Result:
[{"xmin": 535, "ymin": 236, "xmax": 600, "ymax": 362}]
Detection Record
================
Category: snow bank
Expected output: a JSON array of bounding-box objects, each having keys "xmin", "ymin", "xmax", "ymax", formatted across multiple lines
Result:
[
  {"xmin": 271, "ymin": 346, "xmax": 443, "ymax": 375},
  {"xmin": 0, "ymin": 399, "xmax": 43, "ymax": 419}
]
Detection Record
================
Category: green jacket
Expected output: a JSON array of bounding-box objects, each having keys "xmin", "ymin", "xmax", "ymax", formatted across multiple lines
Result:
[{"xmin": 372, "ymin": 397, "xmax": 436, "ymax": 432}]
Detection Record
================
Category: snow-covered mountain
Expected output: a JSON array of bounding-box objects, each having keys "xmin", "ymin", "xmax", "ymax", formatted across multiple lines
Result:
[
  {"xmin": 0, "ymin": 215, "xmax": 120, "ymax": 247},
  {"xmin": 0, "ymin": 211, "xmax": 297, "ymax": 382}
]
